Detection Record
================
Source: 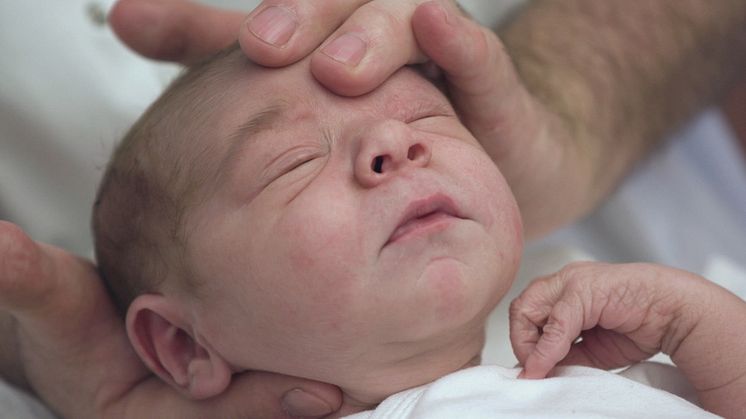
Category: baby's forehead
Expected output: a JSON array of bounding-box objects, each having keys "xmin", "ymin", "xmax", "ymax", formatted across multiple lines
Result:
[
  {"xmin": 207, "ymin": 55, "xmax": 452, "ymax": 174},
  {"xmin": 220, "ymin": 79, "xmax": 443, "ymax": 164}
]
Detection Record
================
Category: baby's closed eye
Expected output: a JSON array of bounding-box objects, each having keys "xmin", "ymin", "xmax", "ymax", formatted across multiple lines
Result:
[{"xmin": 260, "ymin": 144, "xmax": 326, "ymax": 185}]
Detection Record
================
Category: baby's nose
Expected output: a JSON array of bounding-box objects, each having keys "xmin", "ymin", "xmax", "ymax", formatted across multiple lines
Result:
[{"xmin": 354, "ymin": 120, "xmax": 432, "ymax": 188}]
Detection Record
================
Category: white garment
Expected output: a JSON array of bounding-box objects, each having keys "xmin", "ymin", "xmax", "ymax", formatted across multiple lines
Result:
[{"xmin": 345, "ymin": 364, "xmax": 716, "ymax": 419}]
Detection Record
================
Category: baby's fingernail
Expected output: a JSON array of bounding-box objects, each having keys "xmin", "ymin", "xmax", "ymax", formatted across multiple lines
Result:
[
  {"xmin": 248, "ymin": 6, "xmax": 297, "ymax": 47},
  {"xmin": 517, "ymin": 369, "xmax": 526, "ymax": 379},
  {"xmin": 282, "ymin": 388, "xmax": 334, "ymax": 417},
  {"xmin": 321, "ymin": 32, "xmax": 367, "ymax": 66}
]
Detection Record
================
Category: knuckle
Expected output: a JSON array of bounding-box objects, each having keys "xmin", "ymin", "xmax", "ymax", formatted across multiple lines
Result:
[
  {"xmin": 306, "ymin": 0, "xmax": 353, "ymax": 17},
  {"xmin": 508, "ymin": 297, "xmax": 530, "ymax": 321},
  {"xmin": 509, "ymin": 288, "xmax": 547, "ymax": 320},
  {"xmin": 259, "ymin": 0, "xmax": 299, "ymax": 10},
  {"xmin": 557, "ymin": 261, "xmax": 597, "ymax": 287},
  {"xmin": 530, "ymin": 342, "xmax": 553, "ymax": 362},
  {"xmin": 362, "ymin": 3, "xmax": 407, "ymax": 42},
  {"xmin": 508, "ymin": 296, "xmax": 524, "ymax": 313},
  {"xmin": 542, "ymin": 318, "xmax": 568, "ymax": 343}
]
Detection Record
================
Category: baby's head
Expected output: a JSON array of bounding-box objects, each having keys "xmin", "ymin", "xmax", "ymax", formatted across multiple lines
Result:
[{"xmin": 93, "ymin": 44, "xmax": 523, "ymax": 408}]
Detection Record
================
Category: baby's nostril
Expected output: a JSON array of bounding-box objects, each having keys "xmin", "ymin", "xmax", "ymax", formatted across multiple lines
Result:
[
  {"xmin": 407, "ymin": 144, "xmax": 423, "ymax": 161},
  {"xmin": 372, "ymin": 156, "xmax": 384, "ymax": 174}
]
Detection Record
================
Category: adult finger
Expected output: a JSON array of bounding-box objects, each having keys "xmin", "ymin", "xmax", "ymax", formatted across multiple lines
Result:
[
  {"xmin": 412, "ymin": 1, "xmax": 535, "ymax": 142},
  {"xmin": 239, "ymin": 0, "xmax": 372, "ymax": 67},
  {"xmin": 0, "ymin": 222, "xmax": 130, "ymax": 354},
  {"xmin": 0, "ymin": 221, "xmax": 98, "ymax": 325},
  {"xmin": 233, "ymin": 372, "xmax": 343, "ymax": 418},
  {"xmin": 309, "ymin": 0, "xmax": 444, "ymax": 96},
  {"xmin": 0, "ymin": 221, "xmax": 56, "ymax": 312},
  {"xmin": 412, "ymin": 1, "xmax": 583, "ymax": 237},
  {"xmin": 122, "ymin": 371, "xmax": 342, "ymax": 419},
  {"xmin": 109, "ymin": 0, "xmax": 244, "ymax": 64}
]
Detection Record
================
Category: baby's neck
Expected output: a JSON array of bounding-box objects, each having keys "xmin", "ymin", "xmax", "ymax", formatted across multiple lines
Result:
[{"xmin": 330, "ymin": 339, "xmax": 483, "ymax": 418}]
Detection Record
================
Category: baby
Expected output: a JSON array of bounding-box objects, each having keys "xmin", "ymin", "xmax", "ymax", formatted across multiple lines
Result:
[
  {"xmin": 93, "ymin": 44, "xmax": 745, "ymax": 417},
  {"xmin": 94, "ymin": 43, "xmax": 523, "ymax": 410}
]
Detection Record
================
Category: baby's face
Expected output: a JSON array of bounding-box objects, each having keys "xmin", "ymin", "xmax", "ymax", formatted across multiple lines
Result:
[{"xmin": 179, "ymin": 58, "xmax": 522, "ymax": 403}]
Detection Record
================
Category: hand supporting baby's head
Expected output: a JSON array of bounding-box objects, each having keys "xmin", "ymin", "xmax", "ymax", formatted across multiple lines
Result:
[{"xmin": 93, "ymin": 44, "xmax": 523, "ymax": 408}]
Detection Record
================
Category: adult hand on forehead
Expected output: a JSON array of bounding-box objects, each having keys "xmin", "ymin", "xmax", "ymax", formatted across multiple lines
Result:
[
  {"xmin": 113, "ymin": 0, "xmax": 572, "ymax": 237},
  {"xmin": 0, "ymin": 222, "xmax": 341, "ymax": 419}
]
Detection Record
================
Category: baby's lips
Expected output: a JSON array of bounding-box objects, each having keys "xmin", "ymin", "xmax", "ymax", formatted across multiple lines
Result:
[{"xmin": 384, "ymin": 192, "xmax": 464, "ymax": 245}]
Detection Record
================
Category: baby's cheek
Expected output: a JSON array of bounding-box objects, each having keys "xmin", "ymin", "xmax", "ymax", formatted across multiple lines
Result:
[{"xmin": 281, "ymin": 221, "xmax": 363, "ymax": 307}]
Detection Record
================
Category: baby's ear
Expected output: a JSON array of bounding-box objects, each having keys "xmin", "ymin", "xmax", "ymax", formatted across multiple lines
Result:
[{"xmin": 126, "ymin": 294, "xmax": 232, "ymax": 400}]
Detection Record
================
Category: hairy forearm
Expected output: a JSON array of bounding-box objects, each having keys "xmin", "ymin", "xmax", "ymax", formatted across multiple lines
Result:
[
  {"xmin": 724, "ymin": 74, "xmax": 746, "ymax": 154},
  {"xmin": 500, "ymin": 0, "xmax": 746, "ymax": 210}
]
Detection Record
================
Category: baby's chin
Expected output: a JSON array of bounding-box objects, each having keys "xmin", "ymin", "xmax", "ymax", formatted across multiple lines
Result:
[{"xmin": 322, "ymin": 261, "xmax": 505, "ymax": 407}]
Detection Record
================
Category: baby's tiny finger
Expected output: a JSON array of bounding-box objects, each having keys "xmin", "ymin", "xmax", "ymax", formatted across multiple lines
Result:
[
  {"xmin": 508, "ymin": 276, "xmax": 565, "ymax": 363},
  {"xmin": 522, "ymin": 299, "xmax": 583, "ymax": 379},
  {"xmin": 412, "ymin": 1, "xmax": 530, "ymax": 122},
  {"xmin": 508, "ymin": 298, "xmax": 543, "ymax": 364}
]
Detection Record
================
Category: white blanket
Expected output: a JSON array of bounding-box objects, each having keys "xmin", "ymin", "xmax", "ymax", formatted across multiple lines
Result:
[{"xmin": 344, "ymin": 364, "xmax": 716, "ymax": 419}]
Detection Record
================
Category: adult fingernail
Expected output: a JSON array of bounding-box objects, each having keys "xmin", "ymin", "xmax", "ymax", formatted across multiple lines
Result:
[
  {"xmin": 321, "ymin": 33, "xmax": 367, "ymax": 66},
  {"xmin": 248, "ymin": 6, "xmax": 297, "ymax": 47},
  {"xmin": 432, "ymin": 2, "xmax": 451, "ymax": 24},
  {"xmin": 282, "ymin": 389, "xmax": 334, "ymax": 417}
]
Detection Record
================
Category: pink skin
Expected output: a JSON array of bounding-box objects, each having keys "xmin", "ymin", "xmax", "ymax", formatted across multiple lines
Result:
[
  {"xmin": 163, "ymin": 58, "xmax": 523, "ymax": 409},
  {"xmin": 509, "ymin": 262, "xmax": 746, "ymax": 418}
]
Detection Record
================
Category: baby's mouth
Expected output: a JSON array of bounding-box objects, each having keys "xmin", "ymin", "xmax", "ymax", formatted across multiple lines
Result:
[{"xmin": 386, "ymin": 194, "xmax": 465, "ymax": 246}]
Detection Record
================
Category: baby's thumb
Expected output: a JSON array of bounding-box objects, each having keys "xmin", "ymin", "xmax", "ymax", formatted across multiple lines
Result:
[{"xmin": 509, "ymin": 275, "xmax": 585, "ymax": 379}]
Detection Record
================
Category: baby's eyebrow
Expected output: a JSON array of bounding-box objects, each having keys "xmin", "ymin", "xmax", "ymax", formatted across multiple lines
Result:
[{"xmin": 218, "ymin": 102, "xmax": 286, "ymax": 180}]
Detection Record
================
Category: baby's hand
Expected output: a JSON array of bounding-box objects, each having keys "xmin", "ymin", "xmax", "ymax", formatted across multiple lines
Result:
[
  {"xmin": 509, "ymin": 262, "xmax": 706, "ymax": 379},
  {"xmin": 510, "ymin": 261, "xmax": 746, "ymax": 417}
]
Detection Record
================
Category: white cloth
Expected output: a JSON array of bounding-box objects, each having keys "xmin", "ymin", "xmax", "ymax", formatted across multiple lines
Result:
[
  {"xmin": 0, "ymin": 381, "xmax": 56, "ymax": 419},
  {"xmin": 0, "ymin": 0, "xmax": 178, "ymax": 256},
  {"xmin": 344, "ymin": 364, "xmax": 716, "ymax": 419}
]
